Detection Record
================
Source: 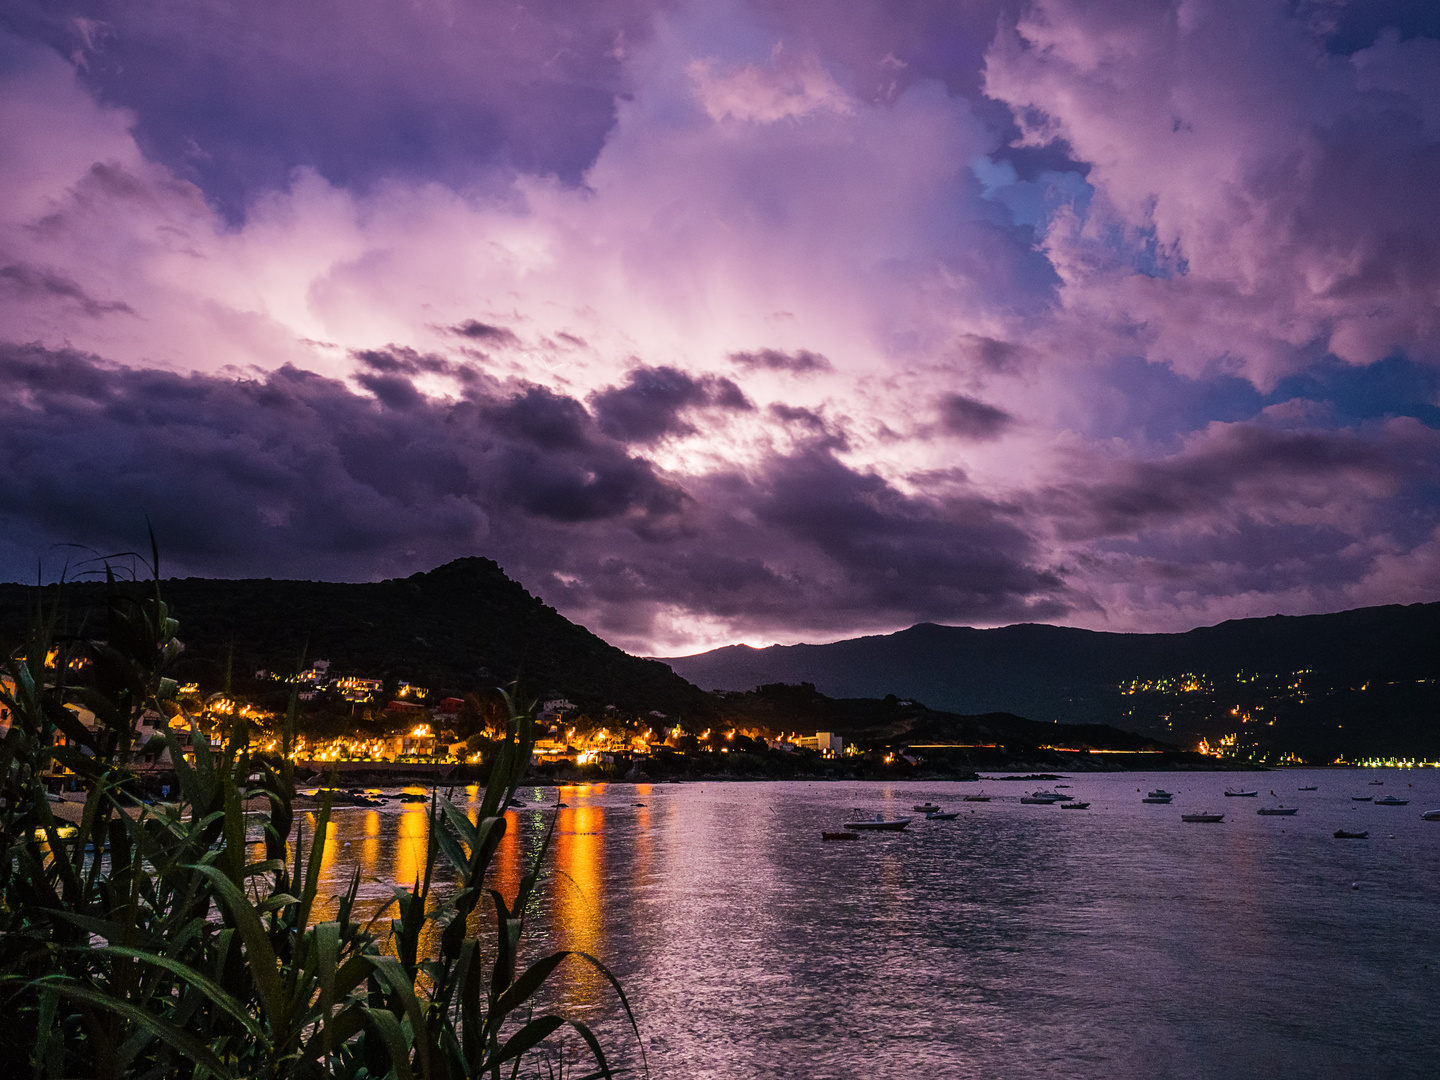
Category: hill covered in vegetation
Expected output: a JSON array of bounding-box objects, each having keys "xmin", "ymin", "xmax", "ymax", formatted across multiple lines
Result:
[
  {"xmin": 0, "ymin": 558, "xmax": 720, "ymax": 719},
  {"xmin": 666, "ymin": 604, "xmax": 1440, "ymax": 762}
]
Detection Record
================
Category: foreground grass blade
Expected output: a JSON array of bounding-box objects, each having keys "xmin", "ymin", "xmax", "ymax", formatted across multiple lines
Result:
[{"xmin": 35, "ymin": 980, "xmax": 236, "ymax": 1080}]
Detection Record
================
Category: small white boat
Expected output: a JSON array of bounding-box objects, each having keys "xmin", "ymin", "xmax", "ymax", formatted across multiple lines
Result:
[
  {"xmin": 1142, "ymin": 788, "xmax": 1173, "ymax": 804},
  {"xmin": 1224, "ymin": 789, "xmax": 1258, "ymax": 797},
  {"xmin": 1421, "ymin": 809, "xmax": 1440, "ymax": 821},
  {"xmin": 1029, "ymin": 790, "xmax": 1068, "ymax": 801},
  {"xmin": 1060, "ymin": 801, "xmax": 1090, "ymax": 809},
  {"xmin": 1373, "ymin": 795, "xmax": 1409, "ymax": 806},
  {"xmin": 1020, "ymin": 796, "xmax": 1059, "ymax": 805},
  {"xmin": 1257, "ymin": 806, "xmax": 1299, "ymax": 816},
  {"xmin": 963, "ymin": 793, "xmax": 991, "ymax": 802},
  {"xmin": 913, "ymin": 803, "xmax": 942, "ymax": 814},
  {"xmin": 925, "ymin": 810, "xmax": 959, "ymax": 820},
  {"xmin": 1182, "ymin": 812, "xmax": 1224, "ymax": 823},
  {"xmin": 845, "ymin": 812, "xmax": 913, "ymax": 831}
]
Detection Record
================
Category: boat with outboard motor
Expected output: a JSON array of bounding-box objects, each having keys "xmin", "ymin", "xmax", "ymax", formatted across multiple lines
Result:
[
  {"xmin": 1373, "ymin": 795, "xmax": 1409, "ymax": 806},
  {"xmin": 844, "ymin": 811, "xmax": 913, "ymax": 831},
  {"xmin": 1182, "ymin": 812, "xmax": 1224, "ymax": 823}
]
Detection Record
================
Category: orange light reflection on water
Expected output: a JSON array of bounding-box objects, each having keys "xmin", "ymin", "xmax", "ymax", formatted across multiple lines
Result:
[
  {"xmin": 394, "ymin": 801, "xmax": 428, "ymax": 892},
  {"xmin": 492, "ymin": 808, "xmax": 523, "ymax": 905},
  {"xmin": 551, "ymin": 790, "xmax": 606, "ymax": 1010}
]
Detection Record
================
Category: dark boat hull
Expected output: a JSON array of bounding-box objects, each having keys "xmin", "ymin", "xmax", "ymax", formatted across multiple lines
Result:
[{"xmin": 845, "ymin": 819, "xmax": 912, "ymax": 831}]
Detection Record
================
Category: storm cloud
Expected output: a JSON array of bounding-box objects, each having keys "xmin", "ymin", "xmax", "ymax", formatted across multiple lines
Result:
[{"xmin": 589, "ymin": 366, "xmax": 752, "ymax": 444}]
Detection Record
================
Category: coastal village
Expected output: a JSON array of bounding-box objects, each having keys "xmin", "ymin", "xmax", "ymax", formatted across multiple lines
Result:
[
  {"xmin": 1, "ymin": 658, "xmax": 859, "ymax": 789},
  {"xmin": 4, "ymin": 649, "xmax": 1425, "ymax": 790}
]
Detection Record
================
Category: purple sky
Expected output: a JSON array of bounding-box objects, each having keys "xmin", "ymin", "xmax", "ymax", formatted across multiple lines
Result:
[{"xmin": 1, "ymin": 0, "xmax": 1439, "ymax": 655}]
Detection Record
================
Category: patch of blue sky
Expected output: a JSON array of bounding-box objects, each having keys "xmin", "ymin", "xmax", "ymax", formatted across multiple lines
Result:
[
  {"xmin": 972, "ymin": 155, "xmax": 1187, "ymax": 279},
  {"xmin": 1268, "ymin": 355, "xmax": 1440, "ymax": 429},
  {"xmin": 970, "ymin": 155, "xmax": 1091, "ymax": 230},
  {"xmin": 1074, "ymin": 352, "xmax": 1439, "ymax": 448}
]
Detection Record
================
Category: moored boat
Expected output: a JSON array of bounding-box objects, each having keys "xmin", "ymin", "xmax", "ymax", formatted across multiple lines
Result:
[
  {"xmin": 1060, "ymin": 801, "xmax": 1090, "ymax": 809},
  {"xmin": 1182, "ymin": 812, "xmax": 1224, "ymax": 823},
  {"xmin": 1020, "ymin": 796, "xmax": 1058, "ymax": 805},
  {"xmin": 1298, "ymin": 785, "xmax": 1318, "ymax": 791},
  {"xmin": 1373, "ymin": 795, "xmax": 1409, "ymax": 806},
  {"xmin": 1224, "ymin": 789, "xmax": 1258, "ymax": 797},
  {"xmin": 913, "ymin": 803, "xmax": 942, "ymax": 813},
  {"xmin": 845, "ymin": 812, "xmax": 913, "ymax": 831},
  {"xmin": 1257, "ymin": 806, "xmax": 1299, "ymax": 815},
  {"xmin": 1352, "ymin": 795, "xmax": 1373, "ymax": 802},
  {"xmin": 822, "ymin": 831, "xmax": 858, "ymax": 841},
  {"xmin": 1421, "ymin": 809, "xmax": 1440, "ymax": 821},
  {"xmin": 1142, "ymin": 789, "xmax": 1173, "ymax": 803},
  {"xmin": 1334, "ymin": 830, "xmax": 1369, "ymax": 839},
  {"xmin": 925, "ymin": 811, "xmax": 960, "ymax": 820},
  {"xmin": 962, "ymin": 793, "xmax": 991, "ymax": 802}
]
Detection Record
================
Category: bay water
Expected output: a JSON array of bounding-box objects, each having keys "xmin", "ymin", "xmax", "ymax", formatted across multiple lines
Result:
[{"xmin": 304, "ymin": 770, "xmax": 1440, "ymax": 1079}]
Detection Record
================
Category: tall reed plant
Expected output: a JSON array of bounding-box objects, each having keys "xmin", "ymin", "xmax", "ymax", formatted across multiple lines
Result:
[{"xmin": 0, "ymin": 553, "xmax": 639, "ymax": 1079}]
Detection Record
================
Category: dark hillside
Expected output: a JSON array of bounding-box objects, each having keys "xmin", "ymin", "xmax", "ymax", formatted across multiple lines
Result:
[
  {"xmin": 0, "ymin": 559, "xmax": 718, "ymax": 719},
  {"xmin": 724, "ymin": 682, "xmax": 1163, "ymax": 750},
  {"xmin": 667, "ymin": 604, "xmax": 1440, "ymax": 761}
]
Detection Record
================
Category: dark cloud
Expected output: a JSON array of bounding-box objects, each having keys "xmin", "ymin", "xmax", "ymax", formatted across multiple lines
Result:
[
  {"xmin": 483, "ymin": 386, "xmax": 689, "ymax": 522},
  {"xmin": 748, "ymin": 446, "xmax": 1062, "ymax": 617},
  {"xmin": 1044, "ymin": 422, "xmax": 1433, "ymax": 541},
  {"xmin": 0, "ymin": 261, "xmax": 133, "ymax": 317},
  {"xmin": 449, "ymin": 321, "xmax": 521, "ymax": 348},
  {"xmin": 729, "ymin": 348, "xmax": 832, "ymax": 374},
  {"xmin": 2, "ymin": 0, "xmax": 657, "ymax": 219},
  {"xmin": 958, "ymin": 335, "xmax": 1024, "ymax": 373},
  {"xmin": 939, "ymin": 394, "xmax": 1014, "ymax": 440},
  {"xmin": 768, "ymin": 403, "xmax": 849, "ymax": 450},
  {"xmin": 0, "ymin": 344, "xmax": 685, "ymax": 582},
  {"xmin": 529, "ymin": 441, "xmax": 1075, "ymax": 646},
  {"xmin": 589, "ymin": 365, "xmax": 753, "ymax": 444},
  {"xmin": 354, "ymin": 346, "xmax": 456, "ymax": 376},
  {"xmin": 0, "ymin": 343, "xmax": 1076, "ymax": 643}
]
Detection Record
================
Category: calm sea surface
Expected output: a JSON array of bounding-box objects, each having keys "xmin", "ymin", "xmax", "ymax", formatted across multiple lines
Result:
[{"xmin": 302, "ymin": 770, "xmax": 1440, "ymax": 1079}]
